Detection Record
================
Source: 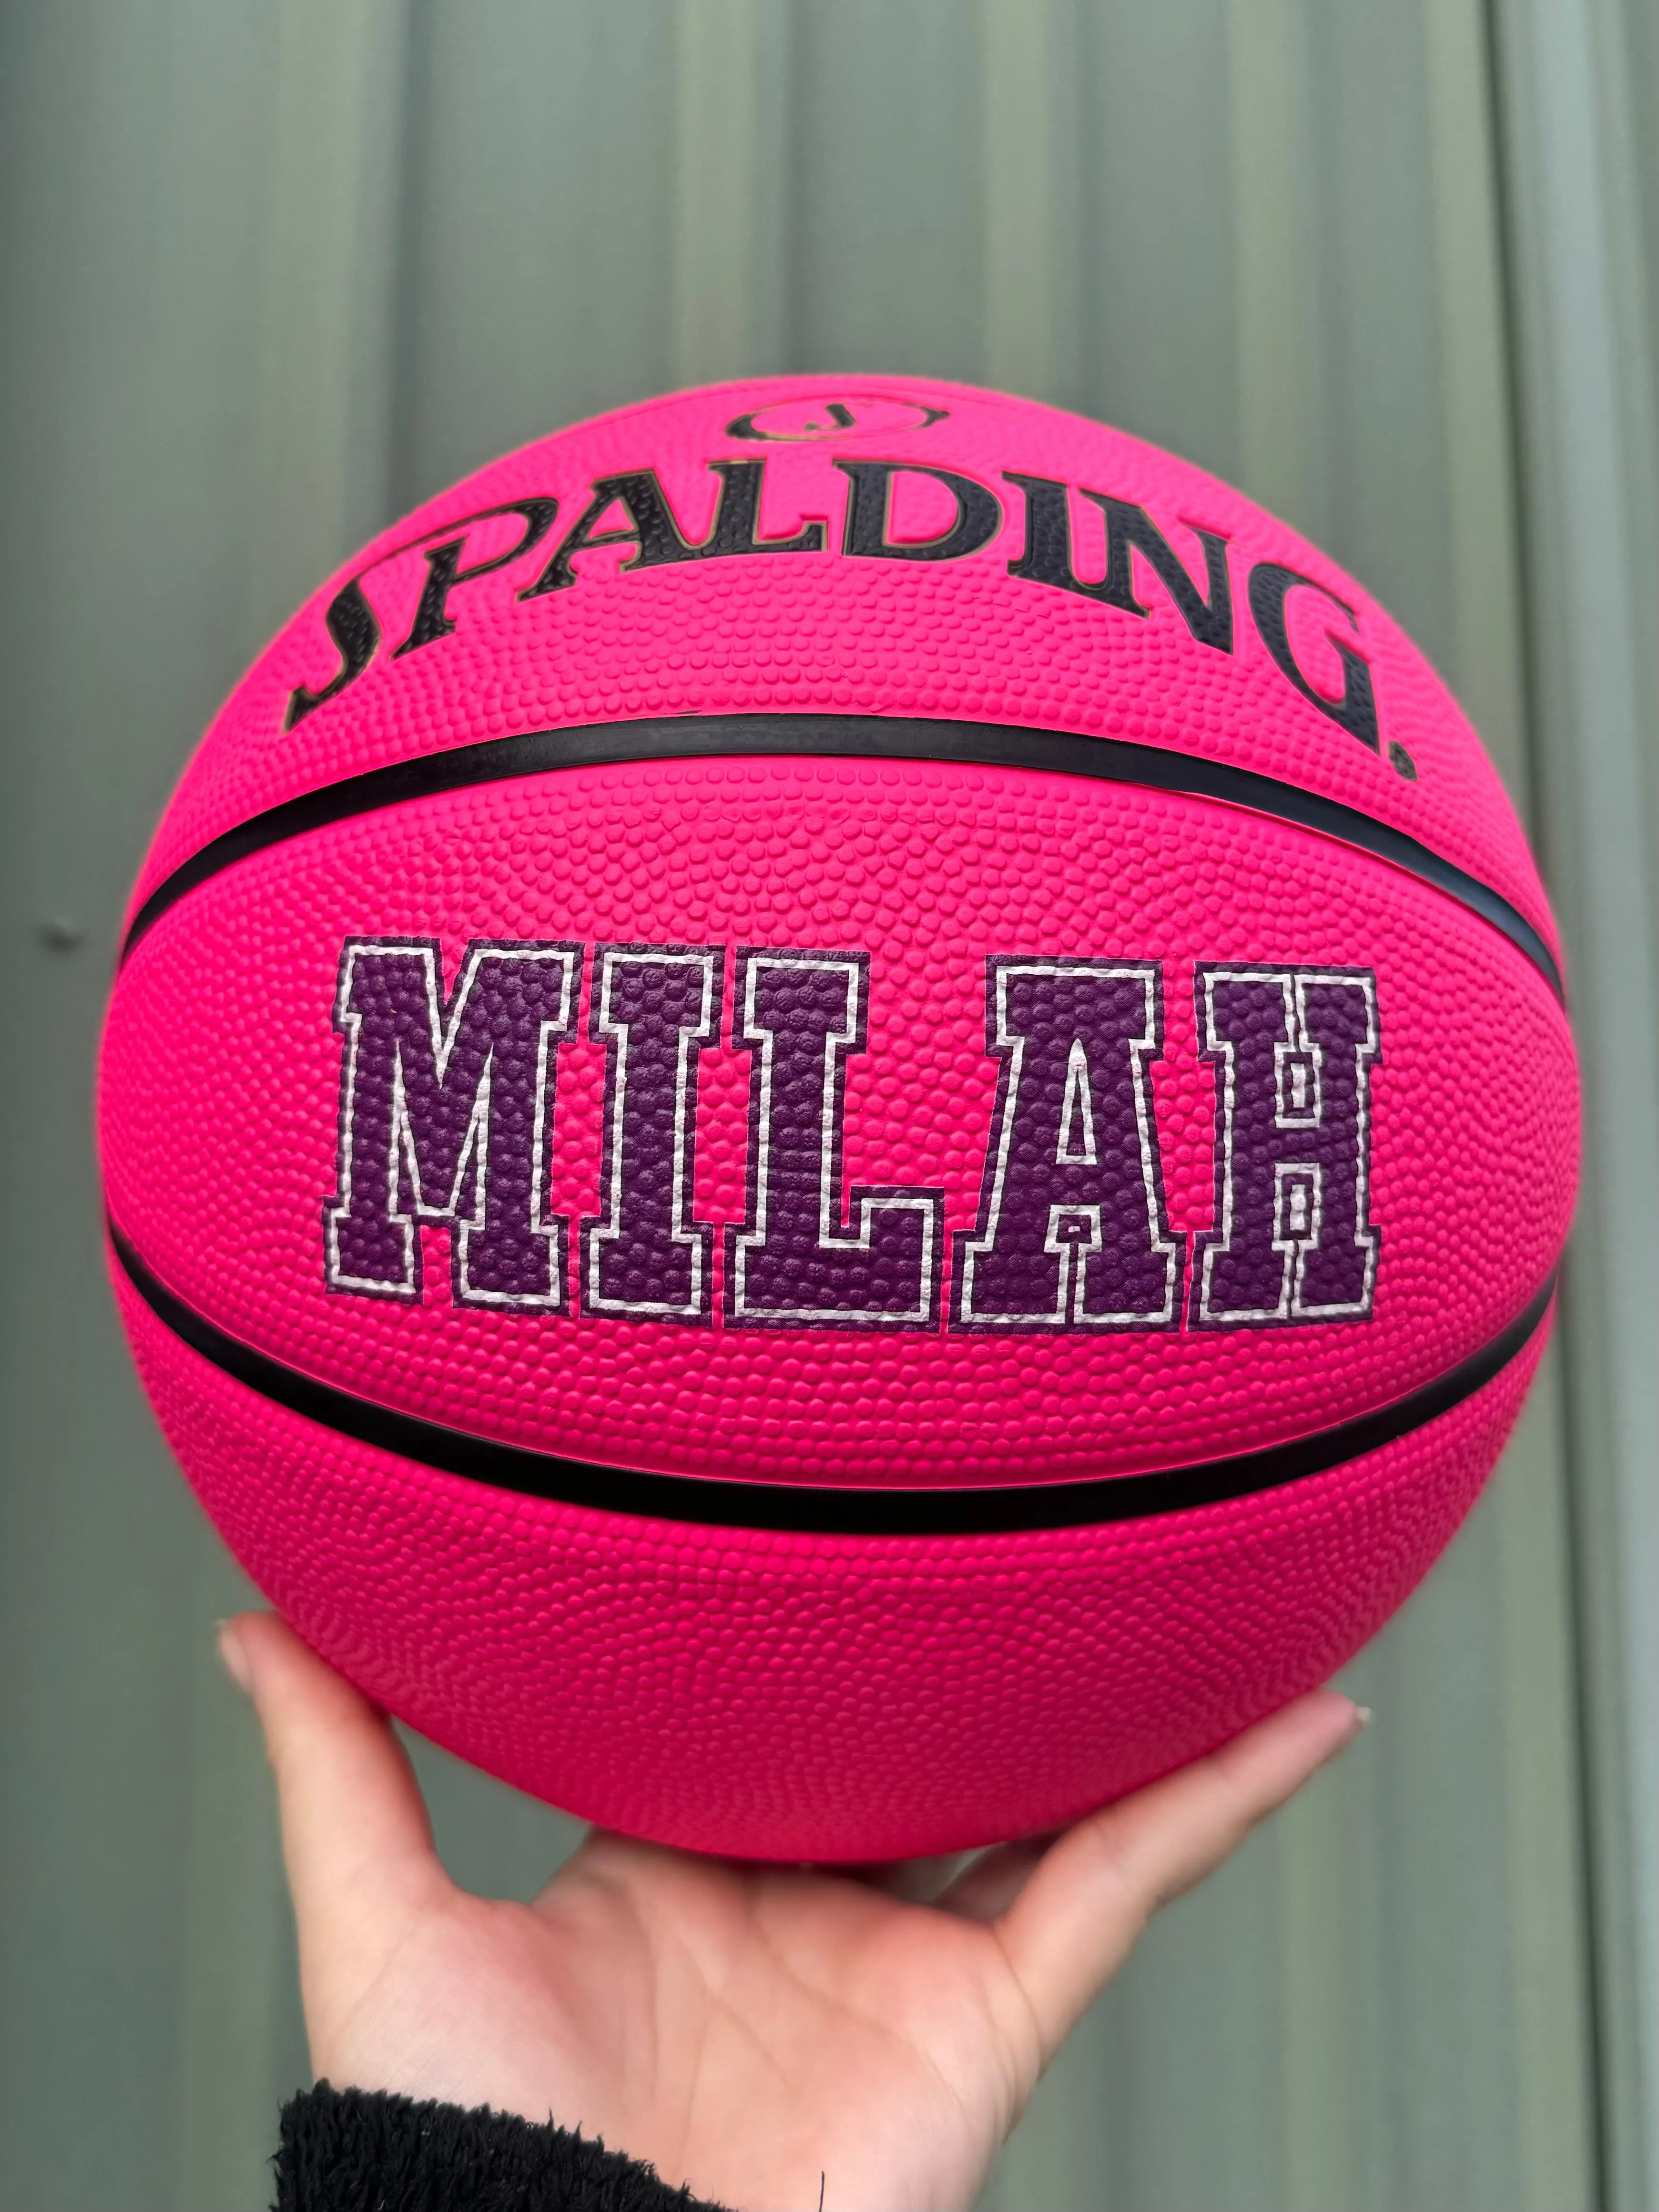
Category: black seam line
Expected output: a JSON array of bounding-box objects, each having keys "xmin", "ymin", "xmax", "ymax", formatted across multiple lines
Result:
[
  {"xmin": 119, "ymin": 713, "xmax": 1565, "ymax": 1002},
  {"xmin": 109, "ymin": 1219, "xmax": 1555, "ymax": 1538}
]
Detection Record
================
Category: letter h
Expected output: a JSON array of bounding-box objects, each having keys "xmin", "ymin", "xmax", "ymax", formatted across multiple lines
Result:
[{"xmin": 1191, "ymin": 965, "xmax": 1380, "ymax": 1326}]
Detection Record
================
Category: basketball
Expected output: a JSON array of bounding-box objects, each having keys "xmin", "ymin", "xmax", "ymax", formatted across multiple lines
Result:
[{"xmin": 98, "ymin": 377, "xmax": 1577, "ymax": 1861}]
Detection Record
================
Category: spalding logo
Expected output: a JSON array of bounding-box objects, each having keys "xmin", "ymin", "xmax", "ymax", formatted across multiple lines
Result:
[
  {"xmin": 283, "ymin": 454, "xmax": 1413, "ymax": 780},
  {"xmin": 326, "ymin": 939, "xmax": 1379, "ymax": 1335}
]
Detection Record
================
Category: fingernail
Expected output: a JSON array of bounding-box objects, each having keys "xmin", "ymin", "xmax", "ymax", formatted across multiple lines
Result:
[
  {"xmin": 1352, "ymin": 1704, "xmax": 1373, "ymax": 1731},
  {"xmin": 216, "ymin": 1619, "xmax": 253, "ymax": 1697}
]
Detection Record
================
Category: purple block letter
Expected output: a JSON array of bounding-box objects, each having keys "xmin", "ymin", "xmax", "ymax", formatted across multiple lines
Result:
[
  {"xmin": 326, "ymin": 938, "xmax": 582, "ymax": 1306},
  {"xmin": 725, "ymin": 950, "xmax": 943, "ymax": 1328},
  {"xmin": 953, "ymin": 959, "xmax": 1181, "ymax": 1329},
  {"xmin": 1191, "ymin": 965, "xmax": 1380, "ymax": 1326},
  {"xmin": 580, "ymin": 945, "xmax": 722, "ymax": 1322}
]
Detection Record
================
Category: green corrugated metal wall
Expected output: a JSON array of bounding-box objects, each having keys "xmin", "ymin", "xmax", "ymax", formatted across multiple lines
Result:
[{"xmin": 2, "ymin": 4, "xmax": 1655, "ymax": 2207}]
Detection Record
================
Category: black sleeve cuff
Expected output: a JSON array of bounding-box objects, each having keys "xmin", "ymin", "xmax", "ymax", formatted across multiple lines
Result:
[{"xmin": 273, "ymin": 2082, "xmax": 732, "ymax": 2212}]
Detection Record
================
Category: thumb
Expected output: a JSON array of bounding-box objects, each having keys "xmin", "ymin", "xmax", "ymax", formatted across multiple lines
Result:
[
  {"xmin": 989, "ymin": 1691, "xmax": 1365, "ymax": 2059},
  {"xmin": 220, "ymin": 1612, "xmax": 448, "ymax": 1957}
]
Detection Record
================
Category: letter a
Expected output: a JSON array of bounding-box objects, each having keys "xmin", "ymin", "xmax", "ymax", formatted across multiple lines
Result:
[{"xmin": 954, "ymin": 959, "xmax": 1181, "ymax": 1329}]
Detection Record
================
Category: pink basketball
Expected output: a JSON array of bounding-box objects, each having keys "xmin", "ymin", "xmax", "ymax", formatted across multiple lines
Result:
[{"xmin": 99, "ymin": 377, "xmax": 1577, "ymax": 1860}]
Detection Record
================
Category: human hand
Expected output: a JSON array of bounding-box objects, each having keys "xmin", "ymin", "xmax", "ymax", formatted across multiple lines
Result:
[{"xmin": 221, "ymin": 1611, "xmax": 1363, "ymax": 2212}]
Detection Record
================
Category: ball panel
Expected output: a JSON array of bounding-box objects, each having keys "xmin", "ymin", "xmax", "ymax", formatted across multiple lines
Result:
[
  {"xmin": 114, "ymin": 1245, "xmax": 1548, "ymax": 1859},
  {"xmin": 126, "ymin": 377, "xmax": 1557, "ymax": 967},
  {"xmin": 102, "ymin": 755, "xmax": 1575, "ymax": 1488}
]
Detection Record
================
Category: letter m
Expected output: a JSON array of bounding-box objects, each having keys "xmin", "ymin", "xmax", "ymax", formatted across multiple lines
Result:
[{"xmin": 326, "ymin": 938, "xmax": 582, "ymax": 1306}]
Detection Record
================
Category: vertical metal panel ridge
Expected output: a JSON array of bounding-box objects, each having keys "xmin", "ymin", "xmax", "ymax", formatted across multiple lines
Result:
[
  {"xmin": 1421, "ymin": 0, "xmax": 1532, "ymax": 804},
  {"xmin": 390, "ymin": 1, "xmax": 681, "ymax": 510},
  {"xmin": 1225, "ymin": 0, "xmax": 1327, "ymax": 540},
  {"xmin": 1420, "ymin": 12, "xmax": 1599, "ymax": 2208},
  {"xmin": 788, "ymin": 0, "xmax": 985, "ymax": 378},
  {"xmin": 978, "ymin": 0, "xmax": 1060, "ymax": 402},
  {"xmin": 244, "ymin": 0, "xmax": 412, "ymax": 636},
  {"xmin": 1074, "ymin": 0, "xmax": 1236, "ymax": 484},
  {"xmin": 670, "ymin": 0, "xmax": 791, "ymax": 386},
  {"xmin": 1488, "ymin": 0, "xmax": 1659, "ymax": 2202}
]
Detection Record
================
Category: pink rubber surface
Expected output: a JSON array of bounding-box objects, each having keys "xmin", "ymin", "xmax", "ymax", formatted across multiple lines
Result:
[
  {"xmin": 125, "ymin": 377, "xmax": 1560, "ymax": 975},
  {"xmin": 113, "ymin": 1257, "xmax": 1547, "ymax": 1859},
  {"xmin": 102, "ymin": 758, "xmax": 1574, "ymax": 1487},
  {"xmin": 99, "ymin": 377, "xmax": 1578, "ymax": 1854}
]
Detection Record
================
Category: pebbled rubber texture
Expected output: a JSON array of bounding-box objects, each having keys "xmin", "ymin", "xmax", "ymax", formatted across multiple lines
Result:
[
  {"xmin": 114, "ymin": 1251, "xmax": 1548, "ymax": 1860},
  {"xmin": 99, "ymin": 376, "xmax": 1578, "ymax": 1855},
  {"xmin": 122, "ymin": 377, "xmax": 1562, "ymax": 969},
  {"xmin": 105, "ymin": 1223, "xmax": 1557, "ymax": 1534},
  {"xmin": 119, "ymin": 714, "xmax": 1563, "ymax": 994},
  {"xmin": 104, "ymin": 758, "xmax": 1573, "ymax": 1486}
]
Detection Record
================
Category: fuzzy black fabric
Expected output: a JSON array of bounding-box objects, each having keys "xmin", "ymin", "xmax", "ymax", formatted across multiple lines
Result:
[{"xmin": 272, "ymin": 2083, "xmax": 731, "ymax": 2212}]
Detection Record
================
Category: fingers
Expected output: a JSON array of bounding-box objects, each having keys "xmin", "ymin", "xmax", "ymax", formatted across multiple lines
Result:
[
  {"xmin": 219, "ymin": 1612, "xmax": 447, "ymax": 1942},
  {"xmin": 992, "ymin": 1692, "xmax": 1366, "ymax": 2058}
]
